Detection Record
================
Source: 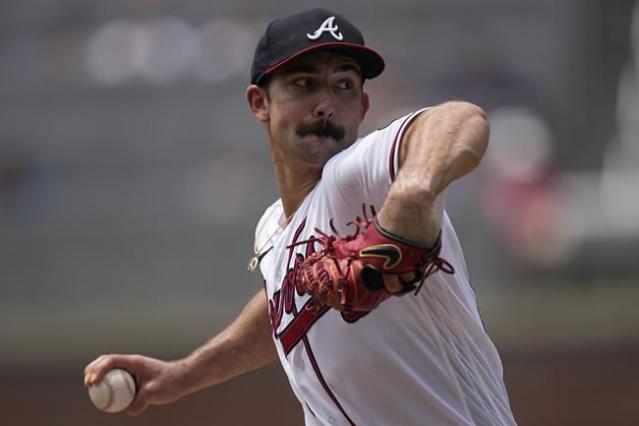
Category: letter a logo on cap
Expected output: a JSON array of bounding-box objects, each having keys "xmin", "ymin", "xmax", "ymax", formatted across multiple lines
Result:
[{"xmin": 307, "ymin": 16, "xmax": 343, "ymax": 41}]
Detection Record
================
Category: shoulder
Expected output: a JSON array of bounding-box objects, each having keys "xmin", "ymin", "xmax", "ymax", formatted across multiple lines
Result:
[
  {"xmin": 323, "ymin": 108, "xmax": 432, "ymax": 173},
  {"xmin": 375, "ymin": 107, "xmax": 432, "ymax": 137}
]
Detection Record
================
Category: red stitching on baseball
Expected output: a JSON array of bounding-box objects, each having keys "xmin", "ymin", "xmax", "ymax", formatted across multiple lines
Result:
[
  {"xmin": 103, "ymin": 374, "xmax": 115, "ymax": 411},
  {"xmin": 124, "ymin": 372, "xmax": 135, "ymax": 398}
]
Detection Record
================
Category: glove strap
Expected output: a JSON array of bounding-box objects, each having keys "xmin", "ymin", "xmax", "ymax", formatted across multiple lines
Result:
[
  {"xmin": 365, "ymin": 219, "xmax": 444, "ymax": 295},
  {"xmin": 374, "ymin": 218, "xmax": 442, "ymax": 253}
]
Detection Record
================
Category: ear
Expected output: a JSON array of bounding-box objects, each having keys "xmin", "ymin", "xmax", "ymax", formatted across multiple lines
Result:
[
  {"xmin": 360, "ymin": 91, "xmax": 370, "ymax": 120},
  {"xmin": 246, "ymin": 84, "xmax": 270, "ymax": 123}
]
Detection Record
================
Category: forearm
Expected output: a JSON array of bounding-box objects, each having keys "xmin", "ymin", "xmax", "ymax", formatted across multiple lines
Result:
[
  {"xmin": 377, "ymin": 101, "xmax": 489, "ymax": 245},
  {"xmin": 179, "ymin": 290, "xmax": 277, "ymax": 396}
]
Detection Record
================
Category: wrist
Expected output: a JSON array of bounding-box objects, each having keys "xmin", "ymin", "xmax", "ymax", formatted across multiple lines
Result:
[
  {"xmin": 167, "ymin": 358, "xmax": 197, "ymax": 398},
  {"xmin": 374, "ymin": 218, "xmax": 439, "ymax": 251},
  {"xmin": 176, "ymin": 348, "xmax": 224, "ymax": 397},
  {"xmin": 376, "ymin": 194, "xmax": 442, "ymax": 247}
]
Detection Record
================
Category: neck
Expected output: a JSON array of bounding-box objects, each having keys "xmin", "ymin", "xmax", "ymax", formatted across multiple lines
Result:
[{"xmin": 272, "ymin": 153, "xmax": 322, "ymax": 217}]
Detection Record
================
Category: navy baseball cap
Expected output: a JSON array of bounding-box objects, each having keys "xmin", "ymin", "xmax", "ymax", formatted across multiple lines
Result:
[{"xmin": 250, "ymin": 8, "xmax": 385, "ymax": 85}]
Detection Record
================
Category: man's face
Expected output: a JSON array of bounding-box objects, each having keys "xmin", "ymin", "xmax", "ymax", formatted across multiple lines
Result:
[{"xmin": 250, "ymin": 51, "xmax": 369, "ymax": 167}]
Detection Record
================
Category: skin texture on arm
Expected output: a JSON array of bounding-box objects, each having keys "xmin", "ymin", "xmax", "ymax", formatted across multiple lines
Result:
[
  {"xmin": 84, "ymin": 290, "xmax": 277, "ymax": 415},
  {"xmin": 181, "ymin": 289, "xmax": 277, "ymax": 393},
  {"xmin": 376, "ymin": 101, "xmax": 490, "ymax": 247}
]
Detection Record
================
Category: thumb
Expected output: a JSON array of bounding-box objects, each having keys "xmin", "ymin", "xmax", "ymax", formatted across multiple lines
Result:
[{"xmin": 125, "ymin": 386, "xmax": 150, "ymax": 416}]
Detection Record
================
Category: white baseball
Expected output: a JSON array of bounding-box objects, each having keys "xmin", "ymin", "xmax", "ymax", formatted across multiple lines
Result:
[{"xmin": 88, "ymin": 368, "xmax": 137, "ymax": 413}]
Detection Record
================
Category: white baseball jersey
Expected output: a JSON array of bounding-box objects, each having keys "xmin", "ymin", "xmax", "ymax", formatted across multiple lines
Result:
[{"xmin": 255, "ymin": 110, "xmax": 516, "ymax": 426}]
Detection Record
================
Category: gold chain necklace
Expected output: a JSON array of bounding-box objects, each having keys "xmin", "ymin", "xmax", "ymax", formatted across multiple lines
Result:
[{"xmin": 247, "ymin": 207, "xmax": 296, "ymax": 272}]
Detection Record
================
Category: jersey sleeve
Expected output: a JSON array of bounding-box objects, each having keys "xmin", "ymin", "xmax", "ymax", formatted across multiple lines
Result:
[{"xmin": 324, "ymin": 108, "xmax": 428, "ymax": 209}]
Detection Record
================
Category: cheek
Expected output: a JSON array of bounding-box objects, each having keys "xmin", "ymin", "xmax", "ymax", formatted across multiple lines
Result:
[
  {"xmin": 273, "ymin": 98, "xmax": 308, "ymax": 128},
  {"xmin": 272, "ymin": 109, "xmax": 292, "ymax": 129},
  {"xmin": 269, "ymin": 108, "xmax": 298, "ymax": 140},
  {"xmin": 342, "ymin": 106, "xmax": 364, "ymax": 135}
]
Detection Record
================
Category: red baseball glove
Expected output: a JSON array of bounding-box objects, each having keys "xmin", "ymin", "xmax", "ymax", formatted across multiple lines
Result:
[{"xmin": 295, "ymin": 206, "xmax": 454, "ymax": 313}]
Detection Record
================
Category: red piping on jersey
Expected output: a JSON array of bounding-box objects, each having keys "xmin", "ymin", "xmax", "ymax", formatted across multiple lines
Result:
[
  {"xmin": 277, "ymin": 215, "xmax": 331, "ymax": 355},
  {"xmin": 303, "ymin": 337, "xmax": 357, "ymax": 426},
  {"xmin": 288, "ymin": 217, "xmax": 308, "ymax": 263},
  {"xmin": 276, "ymin": 216, "xmax": 355, "ymax": 424},
  {"xmin": 280, "ymin": 301, "xmax": 330, "ymax": 355},
  {"xmin": 388, "ymin": 112, "xmax": 419, "ymax": 181}
]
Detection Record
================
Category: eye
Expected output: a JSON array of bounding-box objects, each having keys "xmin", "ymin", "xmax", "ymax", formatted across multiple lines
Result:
[
  {"xmin": 294, "ymin": 78, "xmax": 311, "ymax": 88},
  {"xmin": 336, "ymin": 79, "xmax": 354, "ymax": 90}
]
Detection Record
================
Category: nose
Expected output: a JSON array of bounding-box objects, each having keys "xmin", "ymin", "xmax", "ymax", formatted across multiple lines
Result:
[{"xmin": 312, "ymin": 89, "xmax": 335, "ymax": 120}]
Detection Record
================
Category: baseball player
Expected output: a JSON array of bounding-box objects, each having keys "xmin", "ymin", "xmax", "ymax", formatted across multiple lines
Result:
[{"xmin": 85, "ymin": 8, "xmax": 516, "ymax": 425}]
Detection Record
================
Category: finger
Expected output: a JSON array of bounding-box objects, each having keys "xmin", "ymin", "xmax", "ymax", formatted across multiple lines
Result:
[
  {"xmin": 382, "ymin": 275, "xmax": 403, "ymax": 293},
  {"xmin": 383, "ymin": 272, "xmax": 418, "ymax": 294},
  {"xmin": 84, "ymin": 355, "xmax": 111, "ymax": 387},
  {"xmin": 85, "ymin": 355, "xmax": 121, "ymax": 386},
  {"xmin": 84, "ymin": 354, "xmax": 107, "ymax": 374},
  {"xmin": 84, "ymin": 354, "xmax": 136, "ymax": 387}
]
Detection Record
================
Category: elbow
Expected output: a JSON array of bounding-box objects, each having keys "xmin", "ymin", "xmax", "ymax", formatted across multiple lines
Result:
[
  {"xmin": 445, "ymin": 101, "xmax": 489, "ymax": 133},
  {"xmin": 465, "ymin": 103, "xmax": 490, "ymax": 161},
  {"xmin": 440, "ymin": 101, "xmax": 490, "ymax": 163},
  {"xmin": 462, "ymin": 101, "xmax": 489, "ymax": 130},
  {"xmin": 441, "ymin": 100, "xmax": 487, "ymax": 119}
]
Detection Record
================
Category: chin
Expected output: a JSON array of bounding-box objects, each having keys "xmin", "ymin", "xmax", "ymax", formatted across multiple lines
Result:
[
  {"xmin": 299, "ymin": 145, "xmax": 340, "ymax": 166},
  {"xmin": 302, "ymin": 134, "xmax": 340, "ymax": 144},
  {"xmin": 293, "ymin": 134, "xmax": 353, "ymax": 165}
]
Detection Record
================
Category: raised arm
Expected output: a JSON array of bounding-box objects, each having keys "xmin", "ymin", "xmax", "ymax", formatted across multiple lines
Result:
[
  {"xmin": 84, "ymin": 290, "xmax": 277, "ymax": 415},
  {"xmin": 377, "ymin": 101, "xmax": 489, "ymax": 246},
  {"xmin": 295, "ymin": 101, "xmax": 490, "ymax": 309}
]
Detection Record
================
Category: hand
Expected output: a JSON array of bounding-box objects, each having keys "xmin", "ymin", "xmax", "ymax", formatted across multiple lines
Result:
[
  {"xmin": 84, "ymin": 354, "xmax": 189, "ymax": 416},
  {"xmin": 296, "ymin": 209, "xmax": 454, "ymax": 312},
  {"xmin": 380, "ymin": 271, "xmax": 420, "ymax": 293}
]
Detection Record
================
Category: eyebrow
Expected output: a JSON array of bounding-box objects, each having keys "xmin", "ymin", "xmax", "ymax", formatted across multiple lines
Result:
[
  {"xmin": 335, "ymin": 63, "xmax": 361, "ymax": 74},
  {"xmin": 281, "ymin": 64, "xmax": 318, "ymax": 75}
]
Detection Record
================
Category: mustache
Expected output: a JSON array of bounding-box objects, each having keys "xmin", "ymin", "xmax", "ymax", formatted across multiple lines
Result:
[{"xmin": 295, "ymin": 119, "xmax": 345, "ymax": 141}]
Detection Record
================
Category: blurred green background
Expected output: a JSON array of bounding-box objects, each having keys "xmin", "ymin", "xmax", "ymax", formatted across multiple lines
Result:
[{"xmin": 1, "ymin": 0, "xmax": 638, "ymax": 425}]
